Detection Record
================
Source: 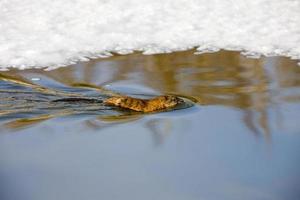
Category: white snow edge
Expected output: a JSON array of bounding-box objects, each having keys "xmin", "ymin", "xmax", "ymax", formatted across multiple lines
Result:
[{"xmin": 1, "ymin": 0, "xmax": 300, "ymax": 70}]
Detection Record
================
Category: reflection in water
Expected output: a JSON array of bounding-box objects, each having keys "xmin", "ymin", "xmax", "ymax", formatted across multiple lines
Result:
[
  {"xmin": 84, "ymin": 115, "xmax": 143, "ymax": 131},
  {"xmin": 1, "ymin": 50, "xmax": 300, "ymax": 137},
  {"xmin": 145, "ymin": 118, "xmax": 173, "ymax": 146}
]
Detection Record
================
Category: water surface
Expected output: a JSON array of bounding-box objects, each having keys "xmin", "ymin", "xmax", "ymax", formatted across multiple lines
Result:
[{"xmin": 0, "ymin": 50, "xmax": 300, "ymax": 200}]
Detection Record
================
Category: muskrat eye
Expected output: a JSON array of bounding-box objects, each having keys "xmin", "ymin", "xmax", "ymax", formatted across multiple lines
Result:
[{"xmin": 173, "ymin": 96, "xmax": 184, "ymax": 104}]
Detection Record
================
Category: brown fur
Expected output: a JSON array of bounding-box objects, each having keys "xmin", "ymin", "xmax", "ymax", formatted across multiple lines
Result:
[{"xmin": 104, "ymin": 95, "xmax": 183, "ymax": 112}]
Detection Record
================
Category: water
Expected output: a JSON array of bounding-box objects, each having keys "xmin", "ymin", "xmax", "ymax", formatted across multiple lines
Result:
[{"xmin": 0, "ymin": 50, "xmax": 299, "ymax": 200}]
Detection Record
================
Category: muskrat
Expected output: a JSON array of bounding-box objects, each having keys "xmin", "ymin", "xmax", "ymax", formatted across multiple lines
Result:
[{"xmin": 104, "ymin": 95, "xmax": 184, "ymax": 112}]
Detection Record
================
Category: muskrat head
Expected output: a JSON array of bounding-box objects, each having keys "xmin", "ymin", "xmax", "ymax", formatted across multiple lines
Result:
[{"xmin": 153, "ymin": 95, "xmax": 184, "ymax": 108}]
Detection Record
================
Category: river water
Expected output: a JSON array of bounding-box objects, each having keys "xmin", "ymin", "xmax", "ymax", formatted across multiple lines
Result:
[{"xmin": 0, "ymin": 50, "xmax": 299, "ymax": 200}]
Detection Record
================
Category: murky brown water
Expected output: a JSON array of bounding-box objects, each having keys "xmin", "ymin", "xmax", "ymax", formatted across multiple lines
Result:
[{"xmin": 0, "ymin": 50, "xmax": 300, "ymax": 200}]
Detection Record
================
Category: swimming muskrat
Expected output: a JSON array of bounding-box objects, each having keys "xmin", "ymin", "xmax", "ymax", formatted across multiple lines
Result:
[
  {"xmin": 51, "ymin": 95, "xmax": 184, "ymax": 112},
  {"xmin": 104, "ymin": 95, "xmax": 184, "ymax": 112}
]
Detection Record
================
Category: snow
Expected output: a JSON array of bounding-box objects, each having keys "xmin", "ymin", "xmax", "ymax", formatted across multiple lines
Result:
[{"xmin": 0, "ymin": 0, "xmax": 300, "ymax": 70}]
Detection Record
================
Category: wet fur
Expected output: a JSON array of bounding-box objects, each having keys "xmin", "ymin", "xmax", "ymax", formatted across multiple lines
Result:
[{"xmin": 104, "ymin": 95, "xmax": 183, "ymax": 112}]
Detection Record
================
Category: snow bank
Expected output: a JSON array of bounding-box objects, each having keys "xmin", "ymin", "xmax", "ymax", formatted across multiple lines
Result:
[{"xmin": 0, "ymin": 0, "xmax": 299, "ymax": 70}]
